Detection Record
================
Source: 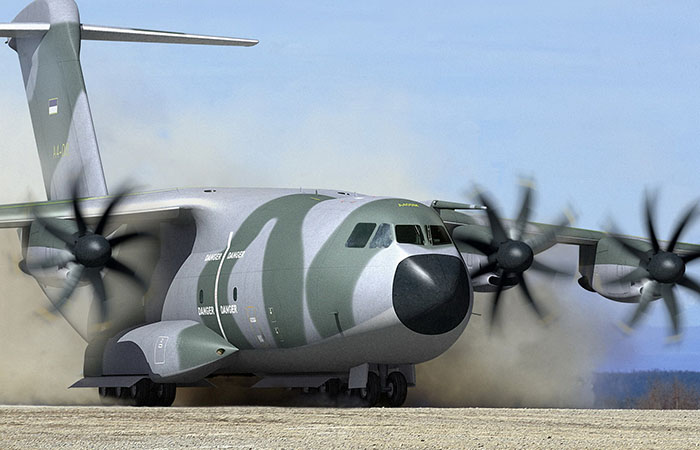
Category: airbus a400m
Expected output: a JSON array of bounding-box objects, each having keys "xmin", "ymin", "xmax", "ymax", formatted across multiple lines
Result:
[{"xmin": 2, "ymin": 0, "xmax": 699, "ymax": 407}]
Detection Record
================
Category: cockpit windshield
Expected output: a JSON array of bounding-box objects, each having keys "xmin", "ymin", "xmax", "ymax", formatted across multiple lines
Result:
[
  {"xmin": 426, "ymin": 225, "xmax": 452, "ymax": 245},
  {"xmin": 370, "ymin": 223, "xmax": 393, "ymax": 248},
  {"xmin": 345, "ymin": 223, "xmax": 376, "ymax": 248},
  {"xmin": 395, "ymin": 225, "xmax": 425, "ymax": 245},
  {"xmin": 345, "ymin": 222, "xmax": 449, "ymax": 248}
]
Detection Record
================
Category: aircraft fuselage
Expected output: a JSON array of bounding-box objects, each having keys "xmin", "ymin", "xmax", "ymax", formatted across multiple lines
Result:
[{"xmin": 26, "ymin": 187, "xmax": 473, "ymax": 375}]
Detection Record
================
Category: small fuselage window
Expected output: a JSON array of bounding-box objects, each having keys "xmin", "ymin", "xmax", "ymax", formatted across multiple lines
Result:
[
  {"xmin": 370, "ymin": 223, "xmax": 393, "ymax": 248},
  {"xmin": 395, "ymin": 225, "xmax": 425, "ymax": 245},
  {"xmin": 426, "ymin": 225, "xmax": 452, "ymax": 246},
  {"xmin": 346, "ymin": 223, "xmax": 377, "ymax": 248}
]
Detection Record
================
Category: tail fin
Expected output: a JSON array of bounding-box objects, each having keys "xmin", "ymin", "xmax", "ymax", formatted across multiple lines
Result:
[
  {"xmin": 2, "ymin": 0, "xmax": 257, "ymax": 201},
  {"xmin": 8, "ymin": 0, "xmax": 105, "ymax": 200}
]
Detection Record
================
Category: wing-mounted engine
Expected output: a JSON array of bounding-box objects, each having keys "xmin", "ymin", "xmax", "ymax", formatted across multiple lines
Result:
[
  {"xmin": 24, "ymin": 216, "xmax": 80, "ymax": 288},
  {"xmin": 577, "ymin": 194, "xmax": 700, "ymax": 338},
  {"xmin": 577, "ymin": 236, "xmax": 651, "ymax": 302},
  {"xmin": 443, "ymin": 184, "xmax": 572, "ymax": 325},
  {"xmin": 16, "ymin": 185, "xmax": 164, "ymax": 340}
]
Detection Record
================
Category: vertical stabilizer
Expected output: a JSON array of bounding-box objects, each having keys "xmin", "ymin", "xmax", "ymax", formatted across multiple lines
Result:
[{"xmin": 9, "ymin": 0, "xmax": 107, "ymax": 200}]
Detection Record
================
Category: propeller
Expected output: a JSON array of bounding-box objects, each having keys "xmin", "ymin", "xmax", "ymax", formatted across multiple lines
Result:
[
  {"xmin": 455, "ymin": 184, "xmax": 572, "ymax": 326},
  {"xmin": 34, "ymin": 184, "xmax": 150, "ymax": 323},
  {"xmin": 608, "ymin": 194, "xmax": 700, "ymax": 339}
]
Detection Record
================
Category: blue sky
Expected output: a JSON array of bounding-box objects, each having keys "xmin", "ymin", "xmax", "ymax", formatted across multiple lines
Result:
[{"xmin": 1, "ymin": 0, "xmax": 700, "ymax": 371}]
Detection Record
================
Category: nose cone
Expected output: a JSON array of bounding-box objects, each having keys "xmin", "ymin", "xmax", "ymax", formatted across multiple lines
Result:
[{"xmin": 393, "ymin": 254, "xmax": 471, "ymax": 335}]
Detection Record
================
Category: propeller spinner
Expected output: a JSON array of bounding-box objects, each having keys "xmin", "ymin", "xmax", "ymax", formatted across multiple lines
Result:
[
  {"xmin": 609, "ymin": 194, "xmax": 700, "ymax": 338},
  {"xmin": 34, "ymin": 184, "xmax": 149, "ymax": 323},
  {"xmin": 454, "ymin": 184, "xmax": 572, "ymax": 326}
]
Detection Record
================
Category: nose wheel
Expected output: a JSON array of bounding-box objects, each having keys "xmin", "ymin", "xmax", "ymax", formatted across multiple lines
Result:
[
  {"xmin": 351, "ymin": 371, "xmax": 408, "ymax": 407},
  {"xmin": 355, "ymin": 372, "xmax": 381, "ymax": 407},
  {"xmin": 384, "ymin": 371, "xmax": 408, "ymax": 407}
]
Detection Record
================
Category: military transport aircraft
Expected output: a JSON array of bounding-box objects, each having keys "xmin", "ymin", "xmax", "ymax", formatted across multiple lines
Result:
[{"xmin": 2, "ymin": 0, "xmax": 700, "ymax": 407}]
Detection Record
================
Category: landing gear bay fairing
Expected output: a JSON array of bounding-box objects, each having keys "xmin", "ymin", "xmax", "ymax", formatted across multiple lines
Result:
[{"xmin": 1, "ymin": 0, "xmax": 699, "ymax": 407}]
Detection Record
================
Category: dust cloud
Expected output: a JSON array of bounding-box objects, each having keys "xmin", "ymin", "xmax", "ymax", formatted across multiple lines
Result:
[
  {"xmin": 0, "ymin": 91, "xmax": 94, "ymax": 404},
  {"xmin": 0, "ymin": 230, "xmax": 97, "ymax": 405}
]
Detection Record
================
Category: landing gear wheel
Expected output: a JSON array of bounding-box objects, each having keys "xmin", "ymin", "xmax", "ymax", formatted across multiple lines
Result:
[
  {"xmin": 385, "ymin": 371, "xmax": 408, "ymax": 407},
  {"xmin": 131, "ymin": 379, "xmax": 152, "ymax": 407},
  {"xmin": 325, "ymin": 378, "xmax": 341, "ymax": 396},
  {"xmin": 117, "ymin": 386, "xmax": 133, "ymax": 405},
  {"xmin": 356, "ymin": 372, "xmax": 381, "ymax": 407},
  {"xmin": 154, "ymin": 383, "xmax": 176, "ymax": 407},
  {"xmin": 98, "ymin": 387, "xmax": 117, "ymax": 405},
  {"xmin": 146, "ymin": 382, "xmax": 160, "ymax": 406}
]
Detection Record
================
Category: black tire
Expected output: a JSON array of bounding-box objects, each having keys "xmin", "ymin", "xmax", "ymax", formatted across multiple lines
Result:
[
  {"xmin": 156, "ymin": 383, "xmax": 177, "ymax": 407},
  {"xmin": 325, "ymin": 378, "xmax": 341, "ymax": 396},
  {"xmin": 385, "ymin": 371, "xmax": 408, "ymax": 407},
  {"xmin": 132, "ymin": 379, "xmax": 152, "ymax": 407},
  {"xmin": 146, "ymin": 382, "xmax": 163, "ymax": 407},
  {"xmin": 98, "ymin": 387, "xmax": 117, "ymax": 406},
  {"xmin": 116, "ymin": 385, "xmax": 134, "ymax": 406},
  {"xmin": 357, "ymin": 372, "xmax": 381, "ymax": 407}
]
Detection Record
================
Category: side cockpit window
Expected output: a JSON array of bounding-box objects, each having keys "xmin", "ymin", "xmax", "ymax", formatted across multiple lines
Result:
[
  {"xmin": 345, "ymin": 223, "xmax": 377, "ymax": 248},
  {"xmin": 369, "ymin": 223, "xmax": 393, "ymax": 248},
  {"xmin": 395, "ymin": 225, "xmax": 425, "ymax": 245},
  {"xmin": 427, "ymin": 225, "xmax": 452, "ymax": 246}
]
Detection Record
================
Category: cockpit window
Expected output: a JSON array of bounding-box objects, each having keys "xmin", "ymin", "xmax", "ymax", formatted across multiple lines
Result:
[
  {"xmin": 427, "ymin": 225, "xmax": 452, "ymax": 246},
  {"xmin": 346, "ymin": 223, "xmax": 377, "ymax": 248},
  {"xmin": 370, "ymin": 223, "xmax": 393, "ymax": 248},
  {"xmin": 395, "ymin": 225, "xmax": 425, "ymax": 245}
]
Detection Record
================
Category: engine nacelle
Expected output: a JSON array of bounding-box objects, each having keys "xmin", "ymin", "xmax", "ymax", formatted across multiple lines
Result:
[
  {"xmin": 23, "ymin": 218, "xmax": 79, "ymax": 288},
  {"xmin": 577, "ymin": 236, "xmax": 651, "ymax": 303}
]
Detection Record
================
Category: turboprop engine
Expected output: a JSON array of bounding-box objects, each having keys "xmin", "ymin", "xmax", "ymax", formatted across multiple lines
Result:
[{"xmin": 577, "ymin": 195, "xmax": 700, "ymax": 337}]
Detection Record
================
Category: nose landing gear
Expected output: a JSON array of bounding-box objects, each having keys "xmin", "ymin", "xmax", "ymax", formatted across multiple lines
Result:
[
  {"xmin": 355, "ymin": 372, "xmax": 381, "ymax": 407},
  {"xmin": 384, "ymin": 371, "xmax": 408, "ymax": 407},
  {"xmin": 350, "ymin": 370, "xmax": 408, "ymax": 407}
]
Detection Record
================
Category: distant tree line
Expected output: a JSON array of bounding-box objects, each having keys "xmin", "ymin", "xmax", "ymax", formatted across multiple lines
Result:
[{"xmin": 594, "ymin": 371, "xmax": 700, "ymax": 409}]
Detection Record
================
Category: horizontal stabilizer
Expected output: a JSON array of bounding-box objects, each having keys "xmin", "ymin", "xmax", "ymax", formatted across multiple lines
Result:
[
  {"xmin": 0, "ymin": 23, "xmax": 257, "ymax": 47},
  {"xmin": 0, "ymin": 22, "xmax": 48, "ymax": 38},
  {"xmin": 80, "ymin": 24, "xmax": 258, "ymax": 46}
]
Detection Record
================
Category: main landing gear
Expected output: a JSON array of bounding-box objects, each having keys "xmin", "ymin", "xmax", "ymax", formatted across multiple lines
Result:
[
  {"xmin": 322, "ymin": 370, "xmax": 409, "ymax": 407},
  {"xmin": 99, "ymin": 379, "xmax": 176, "ymax": 407}
]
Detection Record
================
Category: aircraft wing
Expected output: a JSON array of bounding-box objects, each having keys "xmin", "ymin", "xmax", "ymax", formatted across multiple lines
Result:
[
  {"xmin": 541, "ymin": 222, "xmax": 700, "ymax": 255},
  {"xmin": 439, "ymin": 208, "xmax": 700, "ymax": 255},
  {"xmin": 0, "ymin": 195, "xmax": 185, "ymax": 229}
]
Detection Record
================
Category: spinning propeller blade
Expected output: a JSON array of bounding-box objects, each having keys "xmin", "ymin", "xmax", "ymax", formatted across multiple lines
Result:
[
  {"xmin": 454, "ymin": 183, "xmax": 573, "ymax": 326},
  {"xmin": 34, "ymin": 183, "xmax": 152, "ymax": 323},
  {"xmin": 609, "ymin": 193, "xmax": 700, "ymax": 339}
]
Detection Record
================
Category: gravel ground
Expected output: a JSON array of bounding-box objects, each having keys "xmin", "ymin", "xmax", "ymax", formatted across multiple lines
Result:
[{"xmin": 1, "ymin": 406, "xmax": 699, "ymax": 449}]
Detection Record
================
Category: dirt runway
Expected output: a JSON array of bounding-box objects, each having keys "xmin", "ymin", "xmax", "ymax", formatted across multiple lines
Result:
[{"xmin": 1, "ymin": 406, "xmax": 699, "ymax": 449}]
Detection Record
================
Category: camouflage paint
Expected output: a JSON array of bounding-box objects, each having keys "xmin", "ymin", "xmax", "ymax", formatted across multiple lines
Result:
[
  {"xmin": 197, "ymin": 194, "xmax": 333, "ymax": 349},
  {"xmin": 307, "ymin": 199, "xmax": 450, "ymax": 339},
  {"xmin": 11, "ymin": 0, "xmax": 107, "ymax": 200},
  {"xmin": 197, "ymin": 254, "xmax": 253, "ymax": 350},
  {"xmin": 176, "ymin": 322, "xmax": 236, "ymax": 374}
]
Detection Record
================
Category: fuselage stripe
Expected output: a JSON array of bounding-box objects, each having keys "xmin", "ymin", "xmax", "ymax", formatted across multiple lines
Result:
[{"xmin": 214, "ymin": 231, "xmax": 234, "ymax": 341}]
